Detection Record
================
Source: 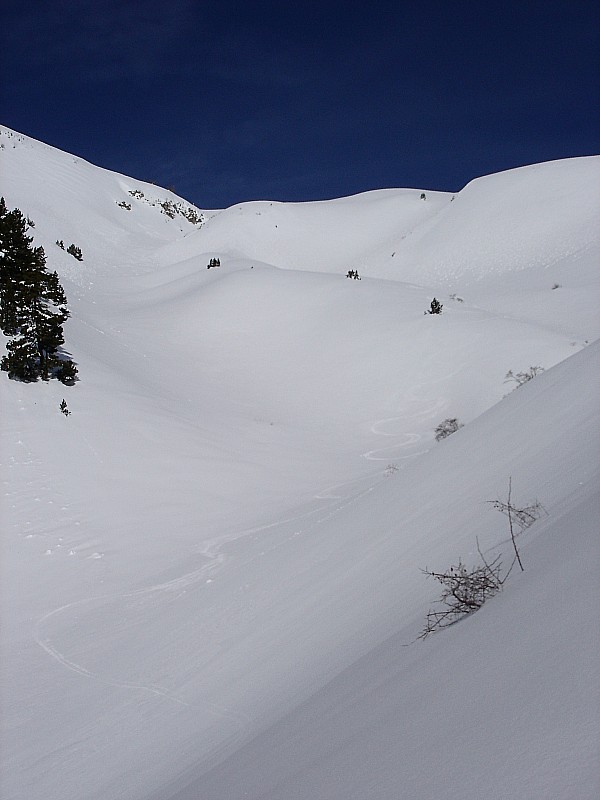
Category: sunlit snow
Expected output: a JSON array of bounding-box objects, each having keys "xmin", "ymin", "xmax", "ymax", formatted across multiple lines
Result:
[{"xmin": 1, "ymin": 125, "xmax": 599, "ymax": 800}]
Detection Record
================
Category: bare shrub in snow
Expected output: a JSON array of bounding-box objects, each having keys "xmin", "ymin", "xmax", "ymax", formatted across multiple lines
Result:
[
  {"xmin": 504, "ymin": 366, "xmax": 544, "ymax": 388},
  {"xmin": 434, "ymin": 418, "xmax": 463, "ymax": 441},
  {"xmin": 419, "ymin": 545, "xmax": 505, "ymax": 639},
  {"xmin": 487, "ymin": 477, "xmax": 544, "ymax": 572},
  {"xmin": 419, "ymin": 478, "xmax": 538, "ymax": 640},
  {"xmin": 488, "ymin": 496, "xmax": 543, "ymax": 533}
]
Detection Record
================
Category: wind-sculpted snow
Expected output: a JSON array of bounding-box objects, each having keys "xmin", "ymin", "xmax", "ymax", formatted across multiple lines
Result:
[
  {"xmin": 377, "ymin": 156, "xmax": 600, "ymax": 283},
  {"xmin": 1, "ymin": 127, "xmax": 599, "ymax": 799}
]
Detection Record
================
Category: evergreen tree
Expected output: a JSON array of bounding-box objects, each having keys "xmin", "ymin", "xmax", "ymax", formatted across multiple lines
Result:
[
  {"xmin": 3, "ymin": 323, "xmax": 39, "ymax": 381},
  {"xmin": 0, "ymin": 198, "xmax": 77, "ymax": 383},
  {"xmin": 0, "ymin": 196, "xmax": 45, "ymax": 335}
]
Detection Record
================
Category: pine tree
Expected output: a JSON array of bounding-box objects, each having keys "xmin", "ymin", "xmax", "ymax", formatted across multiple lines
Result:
[
  {"xmin": 0, "ymin": 196, "xmax": 45, "ymax": 335},
  {"xmin": 0, "ymin": 198, "xmax": 77, "ymax": 383},
  {"xmin": 2, "ymin": 323, "xmax": 39, "ymax": 381}
]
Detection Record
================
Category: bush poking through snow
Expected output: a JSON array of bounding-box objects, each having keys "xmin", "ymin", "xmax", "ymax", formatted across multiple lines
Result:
[
  {"xmin": 504, "ymin": 366, "xmax": 544, "ymax": 388},
  {"xmin": 125, "ymin": 189, "xmax": 203, "ymax": 225},
  {"xmin": 419, "ymin": 478, "xmax": 538, "ymax": 640},
  {"xmin": 66, "ymin": 243, "xmax": 83, "ymax": 261},
  {"xmin": 434, "ymin": 418, "xmax": 464, "ymax": 441},
  {"xmin": 419, "ymin": 548, "xmax": 505, "ymax": 639},
  {"xmin": 488, "ymin": 496, "xmax": 543, "ymax": 531},
  {"xmin": 426, "ymin": 298, "xmax": 443, "ymax": 314},
  {"xmin": 159, "ymin": 200, "xmax": 177, "ymax": 218},
  {"xmin": 487, "ymin": 477, "xmax": 544, "ymax": 572},
  {"xmin": 346, "ymin": 269, "xmax": 361, "ymax": 280}
]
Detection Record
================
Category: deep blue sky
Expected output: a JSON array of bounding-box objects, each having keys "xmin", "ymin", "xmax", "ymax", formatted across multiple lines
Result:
[{"xmin": 2, "ymin": 1, "xmax": 598, "ymax": 208}]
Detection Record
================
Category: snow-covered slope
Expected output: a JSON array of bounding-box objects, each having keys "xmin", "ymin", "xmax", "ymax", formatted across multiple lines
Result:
[
  {"xmin": 1, "ymin": 126, "xmax": 598, "ymax": 800},
  {"xmin": 378, "ymin": 157, "xmax": 600, "ymax": 282},
  {"xmin": 156, "ymin": 341, "xmax": 600, "ymax": 800},
  {"xmin": 157, "ymin": 187, "xmax": 451, "ymax": 274}
]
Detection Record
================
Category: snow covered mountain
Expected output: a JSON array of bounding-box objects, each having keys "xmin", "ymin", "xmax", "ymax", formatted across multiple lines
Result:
[{"xmin": 1, "ymin": 125, "xmax": 599, "ymax": 800}]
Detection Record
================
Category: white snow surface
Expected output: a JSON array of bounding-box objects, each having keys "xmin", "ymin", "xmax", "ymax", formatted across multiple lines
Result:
[{"xmin": 1, "ymin": 125, "xmax": 599, "ymax": 800}]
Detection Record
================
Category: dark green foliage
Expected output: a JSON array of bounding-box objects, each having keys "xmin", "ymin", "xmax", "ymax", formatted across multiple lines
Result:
[
  {"xmin": 207, "ymin": 257, "xmax": 221, "ymax": 269},
  {"xmin": 427, "ymin": 298, "xmax": 443, "ymax": 315},
  {"xmin": 59, "ymin": 398, "xmax": 71, "ymax": 416},
  {"xmin": 56, "ymin": 359, "xmax": 78, "ymax": 385},
  {"xmin": 56, "ymin": 239, "xmax": 65, "ymax": 249},
  {"xmin": 0, "ymin": 198, "xmax": 77, "ymax": 383},
  {"xmin": 2, "ymin": 328, "xmax": 39, "ymax": 381},
  {"xmin": 66, "ymin": 243, "xmax": 83, "ymax": 261}
]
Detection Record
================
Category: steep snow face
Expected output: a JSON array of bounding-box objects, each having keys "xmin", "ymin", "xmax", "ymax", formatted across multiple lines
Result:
[
  {"xmin": 0, "ymin": 126, "xmax": 213, "ymax": 284},
  {"xmin": 0, "ymin": 128, "xmax": 599, "ymax": 800}
]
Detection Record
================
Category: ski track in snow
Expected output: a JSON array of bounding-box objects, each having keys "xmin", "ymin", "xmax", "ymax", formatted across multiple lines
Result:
[
  {"xmin": 361, "ymin": 394, "xmax": 446, "ymax": 462},
  {"xmin": 31, "ymin": 400, "xmax": 434, "ymax": 730},
  {"xmin": 31, "ymin": 484, "xmax": 380, "ymax": 750}
]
